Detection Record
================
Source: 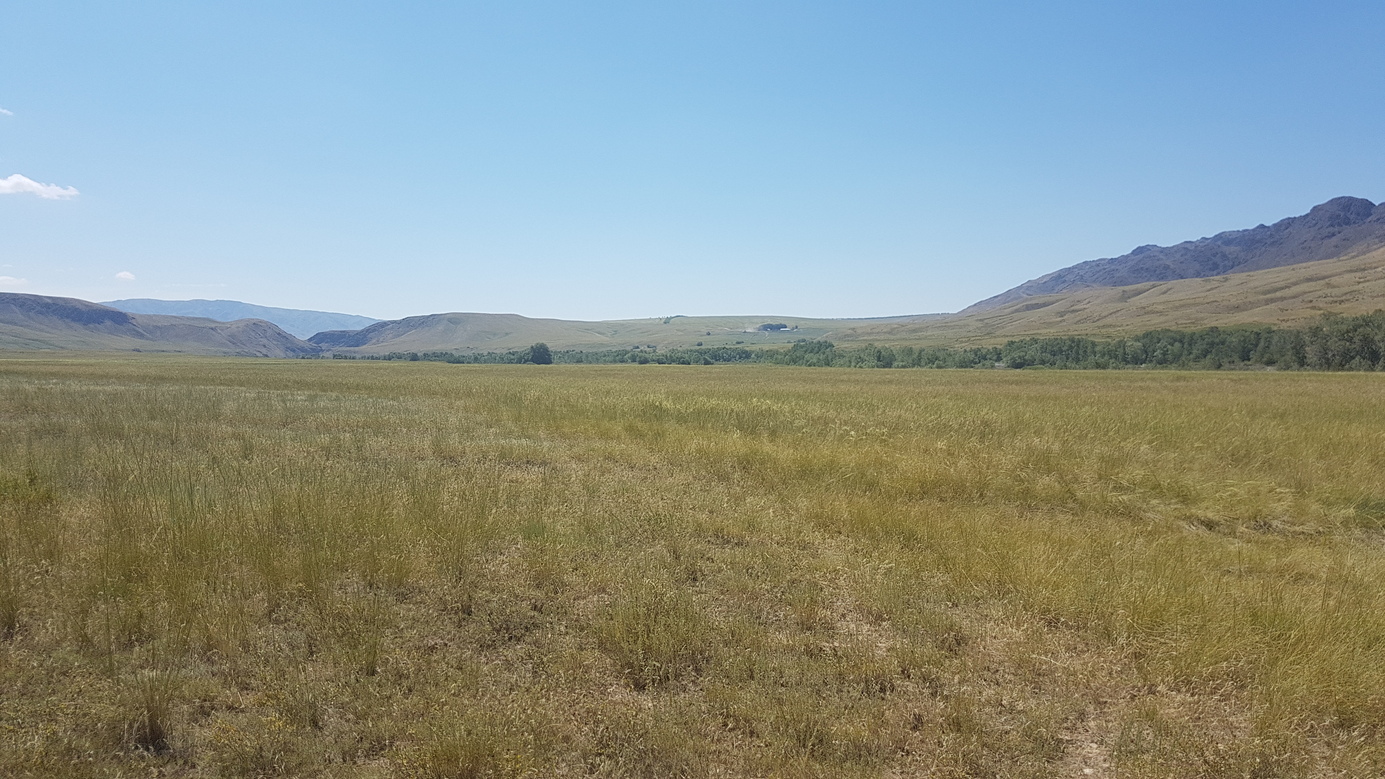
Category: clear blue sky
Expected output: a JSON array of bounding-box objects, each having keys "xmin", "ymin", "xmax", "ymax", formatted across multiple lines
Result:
[{"xmin": 3, "ymin": 1, "xmax": 1383, "ymax": 320}]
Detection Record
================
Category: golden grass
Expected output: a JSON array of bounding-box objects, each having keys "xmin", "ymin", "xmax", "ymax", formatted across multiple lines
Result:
[{"xmin": 1, "ymin": 355, "xmax": 1383, "ymax": 777}]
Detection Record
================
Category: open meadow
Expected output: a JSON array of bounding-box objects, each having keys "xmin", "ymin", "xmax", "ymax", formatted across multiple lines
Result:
[{"xmin": 2, "ymin": 356, "xmax": 1384, "ymax": 778}]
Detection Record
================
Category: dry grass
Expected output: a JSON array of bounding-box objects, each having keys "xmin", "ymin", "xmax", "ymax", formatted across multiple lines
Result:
[{"xmin": 1, "ymin": 355, "xmax": 1383, "ymax": 777}]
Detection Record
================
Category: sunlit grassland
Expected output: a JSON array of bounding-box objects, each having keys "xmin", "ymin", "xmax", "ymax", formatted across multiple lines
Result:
[{"xmin": 2, "ymin": 355, "xmax": 1383, "ymax": 777}]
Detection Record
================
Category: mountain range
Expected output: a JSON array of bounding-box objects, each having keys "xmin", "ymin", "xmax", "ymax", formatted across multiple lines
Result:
[{"xmin": 3, "ymin": 195, "xmax": 1383, "ymax": 356}]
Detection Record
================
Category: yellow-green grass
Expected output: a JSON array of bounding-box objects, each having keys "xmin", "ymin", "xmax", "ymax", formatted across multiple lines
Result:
[
  {"xmin": 841, "ymin": 246, "xmax": 1385, "ymax": 346},
  {"xmin": 2, "ymin": 355, "xmax": 1384, "ymax": 777}
]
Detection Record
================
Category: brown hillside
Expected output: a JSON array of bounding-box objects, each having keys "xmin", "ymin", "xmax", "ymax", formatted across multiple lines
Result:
[{"xmin": 839, "ymin": 245, "xmax": 1385, "ymax": 346}]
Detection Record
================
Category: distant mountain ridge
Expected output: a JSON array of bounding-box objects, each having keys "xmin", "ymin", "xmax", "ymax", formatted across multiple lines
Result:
[
  {"xmin": 102, "ymin": 299, "xmax": 380, "ymax": 339},
  {"xmin": 0, "ymin": 293, "xmax": 320, "ymax": 356},
  {"xmin": 967, "ymin": 196, "xmax": 1385, "ymax": 312}
]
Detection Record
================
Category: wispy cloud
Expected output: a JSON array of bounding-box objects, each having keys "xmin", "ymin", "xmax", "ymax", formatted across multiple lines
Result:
[
  {"xmin": 0, "ymin": 173, "xmax": 79, "ymax": 199},
  {"xmin": 0, "ymin": 276, "xmax": 28, "ymax": 288},
  {"xmin": 115, "ymin": 271, "xmax": 136, "ymax": 281},
  {"xmin": 0, "ymin": 108, "xmax": 12, "ymax": 116}
]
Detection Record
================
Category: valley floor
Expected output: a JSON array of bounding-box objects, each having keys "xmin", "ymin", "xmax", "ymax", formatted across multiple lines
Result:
[{"xmin": 2, "ymin": 357, "xmax": 1383, "ymax": 777}]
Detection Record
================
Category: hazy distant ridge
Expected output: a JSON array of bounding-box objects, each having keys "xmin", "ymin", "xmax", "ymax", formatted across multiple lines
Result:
[
  {"xmin": 0, "ymin": 293, "xmax": 320, "ymax": 356},
  {"xmin": 967, "ymin": 196, "xmax": 1385, "ymax": 312},
  {"xmin": 103, "ymin": 299, "xmax": 380, "ymax": 339}
]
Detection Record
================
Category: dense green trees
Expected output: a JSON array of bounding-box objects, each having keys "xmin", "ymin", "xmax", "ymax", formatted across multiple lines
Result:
[
  {"xmin": 526, "ymin": 342, "xmax": 553, "ymax": 365},
  {"xmin": 978, "ymin": 312, "xmax": 1385, "ymax": 370}
]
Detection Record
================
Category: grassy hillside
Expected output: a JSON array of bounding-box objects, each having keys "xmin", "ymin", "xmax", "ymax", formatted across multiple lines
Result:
[
  {"xmin": 3, "ymin": 356, "xmax": 1383, "ymax": 777},
  {"xmin": 314, "ymin": 312, "xmax": 926, "ymax": 355},
  {"xmin": 839, "ymin": 245, "xmax": 1385, "ymax": 346}
]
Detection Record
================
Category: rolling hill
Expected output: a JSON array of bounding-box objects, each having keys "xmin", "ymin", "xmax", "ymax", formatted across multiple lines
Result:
[
  {"xmin": 102, "ymin": 298, "xmax": 380, "ymax": 339},
  {"xmin": 967, "ymin": 196, "xmax": 1385, "ymax": 312},
  {"xmin": 0, "ymin": 293, "xmax": 321, "ymax": 357},
  {"xmin": 310, "ymin": 312, "xmax": 927, "ymax": 355}
]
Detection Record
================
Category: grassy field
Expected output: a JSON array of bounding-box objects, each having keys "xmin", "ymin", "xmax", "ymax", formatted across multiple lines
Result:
[{"xmin": 2, "ymin": 356, "xmax": 1383, "ymax": 777}]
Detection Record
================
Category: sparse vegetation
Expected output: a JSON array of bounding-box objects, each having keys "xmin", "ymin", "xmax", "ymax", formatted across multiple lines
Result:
[{"xmin": 2, "ymin": 355, "xmax": 1384, "ymax": 776}]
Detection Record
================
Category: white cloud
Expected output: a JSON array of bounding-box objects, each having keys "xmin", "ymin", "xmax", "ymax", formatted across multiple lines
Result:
[
  {"xmin": 115, "ymin": 271, "xmax": 136, "ymax": 282},
  {"xmin": 0, "ymin": 174, "xmax": 79, "ymax": 199},
  {"xmin": 0, "ymin": 276, "xmax": 28, "ymax": 288},
  {"xmin": 0, "ymin": 108, "xmax": 12, "ymax": 116}
]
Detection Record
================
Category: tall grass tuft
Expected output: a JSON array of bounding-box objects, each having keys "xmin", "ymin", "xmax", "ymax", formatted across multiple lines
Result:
[
  {"xmin": 125, "ymin": 668, "xmax": 178, "ymax": 754},
  {"xmin": 597, "ymin": 584, "xmax": 711, "ymax": 690}
]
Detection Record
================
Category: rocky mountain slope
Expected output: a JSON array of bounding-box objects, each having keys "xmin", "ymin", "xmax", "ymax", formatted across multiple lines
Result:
[{"xmin": 967, "ymin": 196, "xmax": 1385, "ymax": 312}]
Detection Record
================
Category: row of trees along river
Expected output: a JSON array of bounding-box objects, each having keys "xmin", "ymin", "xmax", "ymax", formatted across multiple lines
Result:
[{"xmin": 332, "ymin": 310, "xmax": 1385, "ymax": 371}]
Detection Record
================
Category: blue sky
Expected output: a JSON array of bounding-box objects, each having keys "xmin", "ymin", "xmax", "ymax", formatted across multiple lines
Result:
[{"xmin": 3, "ymin": 1, "xmax": 1383, "ymax": 321}]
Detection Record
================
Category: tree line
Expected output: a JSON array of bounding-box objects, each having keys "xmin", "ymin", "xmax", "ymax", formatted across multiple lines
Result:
[{"xmin": 326, "ymin": 311, "xmax": 1385, "ymax": 371}]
